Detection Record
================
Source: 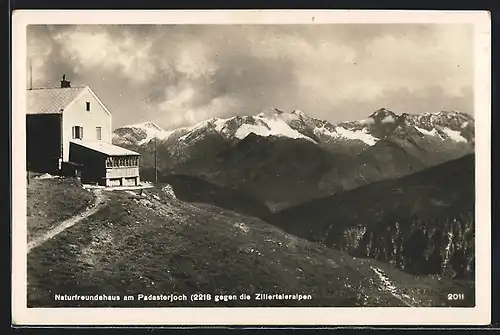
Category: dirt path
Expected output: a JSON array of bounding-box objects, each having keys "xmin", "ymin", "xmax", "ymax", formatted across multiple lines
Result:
[
  {"xmin": 27, "ymin": 189, "xmax": 107, "ymax": 253},
  {"xmin": 371, "ymin": 266, "xmax": 415, "ymax": 307}
]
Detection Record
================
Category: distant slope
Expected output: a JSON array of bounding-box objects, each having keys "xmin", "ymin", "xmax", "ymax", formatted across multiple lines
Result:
[
  {"xmin": 265, "ymin": 154, "xmax": 475, "ymax": 279},
  {"xmin": 187, "ymin": 133, "xmax": 346, "ymax": 209},
  {"xmin": 161, "ymin": 174, "xmax": 272, "ymax": 219},
  {"xmin": 27, "ymin": 182, "xmax": 474, "ymax": 307}
]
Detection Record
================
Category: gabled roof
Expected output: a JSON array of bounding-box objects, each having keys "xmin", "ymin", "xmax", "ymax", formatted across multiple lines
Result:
[
  {"xmin": 70, "ymin": 139, "xmax": 140, "ymax": 156},
  {"xmin": 27, "ymin": 86, "xmax": 87, "ymax": 115}
]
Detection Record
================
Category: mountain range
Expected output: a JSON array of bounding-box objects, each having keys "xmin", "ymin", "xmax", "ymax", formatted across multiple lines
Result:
[
  {"xmin": 110, "ymin": 107, "xmax": 475, "ymax": 283},
  {"xmin": 113, "ymin": 108, "xmax": 474, "ymax": 211}
]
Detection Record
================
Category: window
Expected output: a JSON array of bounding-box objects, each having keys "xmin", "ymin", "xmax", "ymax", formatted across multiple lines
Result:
[
  {"xmin": 96, "ymin": 127, "xmax": 102, "ymax": 140},
  {"xmin": 72, "ymin": 126, "xmax": 83, "ymax": 139},
  {"xmin": 86, "ymin": 102, "xmax": 91, "ymax": 111}
]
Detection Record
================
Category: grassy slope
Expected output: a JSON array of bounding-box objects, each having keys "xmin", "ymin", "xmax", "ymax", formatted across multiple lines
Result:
[
  {"xmin": 27, "ymin": 182, "xmax": 474, "ymax": 308},
  {"xmin": 26, "ymin": 174, "xmax": 94, "ymax": 243}
]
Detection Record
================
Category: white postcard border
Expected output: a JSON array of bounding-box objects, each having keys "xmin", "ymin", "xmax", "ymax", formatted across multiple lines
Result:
[{"xmin": 11, "ymin": 10, "xmax": 491, "ymax": 326}]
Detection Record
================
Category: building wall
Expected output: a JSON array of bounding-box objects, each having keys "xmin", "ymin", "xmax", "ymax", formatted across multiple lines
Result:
[
  {"xmin": 26, "ymin": 114, "xmax": 62, "ymax": 173},
  {"xmin": 69, "ymin": 142, "xmax": 107, "ymax": 185},
  {"xmin": 62, "ymin": 88, "xmax": 112, "ymax": 162}
]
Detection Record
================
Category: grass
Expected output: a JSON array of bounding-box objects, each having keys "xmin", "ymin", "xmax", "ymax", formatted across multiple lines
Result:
[
  {"xmin": 26, "ymin": 174, "xmax": 95, "ymax": 243},
  {"xmin": 27, "ymin": 180, "xmax": 475, "ymax": 308}
]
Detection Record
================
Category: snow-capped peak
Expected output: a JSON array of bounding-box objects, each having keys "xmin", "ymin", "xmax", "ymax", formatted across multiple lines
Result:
[
  {"xmin": 239, "ymin": 114, "xmax": 315, "ymax": 142},
  {"xmin": 369, "ymin": 108, "xmax": 398, "ymax": 119},
  {"xmin": 115, "ymin": 109, "xmax": 473, "ymax": 148},
  {"xmin": 292, "ymin": 109, "xmax": 308, "ymax": 118},
  {"xmin": 120, "ymin": 121, "xmax": 173, "ymax": 145},
  {"xmin": 127, "ymin": 121, "xmax": 164, "ymax": 132},
  {"xmin": 173, "ymin": 110, "xmax": 318, "ymax": 143}
]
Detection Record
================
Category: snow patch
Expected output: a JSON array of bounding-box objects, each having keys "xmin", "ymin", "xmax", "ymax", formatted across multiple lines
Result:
[
  {"xmin": 461, "ymin": 122, "xmax": 469, "ymax": 128},
  {"xmin": 125, "ymin": 121, "xmax": 173, "ymax": 145},
  {"xmin": 314, "ymin": 126, "xmax": 338, "ymax": 138},
  {"xmin": 235, "ymin": 123, "xmax": 272, "ymax": 139},
  {"xmin": 414, "ymin": 126, "xmax": 440, "ymax": 138},
  {"xmin": 128, "ymin": 121, "xmax": 163, "ymax": 131},
  {"xmin": 315, "ymin": 125, "xmax": 378, "ymax": 145},
  {"xmin": 265, "ymin": 115, "xmax": 315, "ymax": 141},
  {"xmin": 178, "ymin": 120, "xmax": 211, "ymax": 141},
  {"xmin": 381, "ymin": 115, "xmax": 396, "ymax": 123},
  {"xmin": 213, "ymin": 118, "xmax": 228, "ymax": 133},
  {"xmin": 441, "ymin": 128, "xmax": 468, "ymax": 143},
  {"xmin": 359, "ymin": 117, "xmax": 375, "ymax": 125},
  {"xmin": 256, "ymin": 112, "xmax": 266, "ymax": 118},
  {"xmin": 292, "ymin": 109, "xmax": 307, "ymax": 118},
  {"xmin": 235, "ymin": 116, "xmax": 316, "ymax": 143},
  {"xmin": 335, "ymin": 126, "xmax": 379, "ymax": 146},
  {"xmin": 178, "ymin": 117, "xmax": 236, "ymax": 141},
  {"xmin": 277, "ymin": 111, "xmax": 300, "ymax": 123}
]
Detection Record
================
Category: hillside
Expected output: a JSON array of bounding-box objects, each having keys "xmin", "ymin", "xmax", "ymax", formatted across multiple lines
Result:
[
  {"xmin": 27, "ymin": 178, "xmax": 474, "ymax": 308},
  {"xmin": 265, "ymin": 154, "xmax": 475, "ymax": 279},
  {"xmin": 113, "ymin": 109, "xmax": 474, "ymax": 209},
  {"xmin": 27, "ymin": 174, "xmax": 94, "ymax": 243},
  {"xmin": 188, "ymin": 133, "xmax": 346, "ymax": 209},
  {"xmin": 161, "ymin": 174, "xmax": 272, "ymax": 219}
]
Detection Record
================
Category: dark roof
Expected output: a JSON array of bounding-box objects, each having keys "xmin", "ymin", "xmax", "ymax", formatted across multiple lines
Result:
[
  {"xmin": 70, "ymin": 139, "xmax": 140, "ymax": 156},
  {"xmin": 26, "ymin": 86, "xmax": 87, "ymax": 115}
]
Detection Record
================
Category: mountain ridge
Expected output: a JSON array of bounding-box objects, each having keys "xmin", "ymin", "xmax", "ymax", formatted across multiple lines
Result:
[
  {"xmin": 114, "ymin": 108, "xmax": 474, "ymax": 150},
  {"xmin": 113, "ymin": 108, "xmax": 474, "ymax": 209}
]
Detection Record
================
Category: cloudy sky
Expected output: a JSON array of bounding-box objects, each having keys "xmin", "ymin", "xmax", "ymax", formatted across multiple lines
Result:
[{"xmin": 27, "ymin": 24, "xmax": 473, "ymax": 130}]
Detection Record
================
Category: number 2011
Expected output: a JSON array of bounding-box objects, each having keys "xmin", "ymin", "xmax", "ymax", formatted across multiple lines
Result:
[{"xmin": 447, "ymin": 293, "xmax": 465, "ymax": 300}]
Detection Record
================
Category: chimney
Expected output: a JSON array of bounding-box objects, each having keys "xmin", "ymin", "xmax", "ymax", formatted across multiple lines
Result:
[{"xmin": 60, "ymin": 74, "xmax": 71, "ymax": 88}]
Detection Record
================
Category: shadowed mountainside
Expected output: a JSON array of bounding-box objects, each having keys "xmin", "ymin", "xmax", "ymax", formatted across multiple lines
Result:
[
  {"xmin": 161, "ymin": 173, "xmax": 272, "ymax": 219},
  {"xmin": 264, "ymin": 154, "xmax": 475, "ymax": 279}
]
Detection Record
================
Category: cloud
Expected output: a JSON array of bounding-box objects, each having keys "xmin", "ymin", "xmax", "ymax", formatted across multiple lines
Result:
[
  {"xmin": 26, "ymin": 24, "xmax": 473, "ymax": 129},
  {"xmin": 50, "ymin": 27, "xmax": 156, "ymax": 83}
]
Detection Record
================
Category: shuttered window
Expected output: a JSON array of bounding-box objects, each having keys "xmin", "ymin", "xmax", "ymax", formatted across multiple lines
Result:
[
  {"xmin": 72, "ymin": 126, "xmax": 83, "ymax": 139},
  {"xmin": 96, "ymin": 127, "xmax": 102, "ymax": 140}
]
